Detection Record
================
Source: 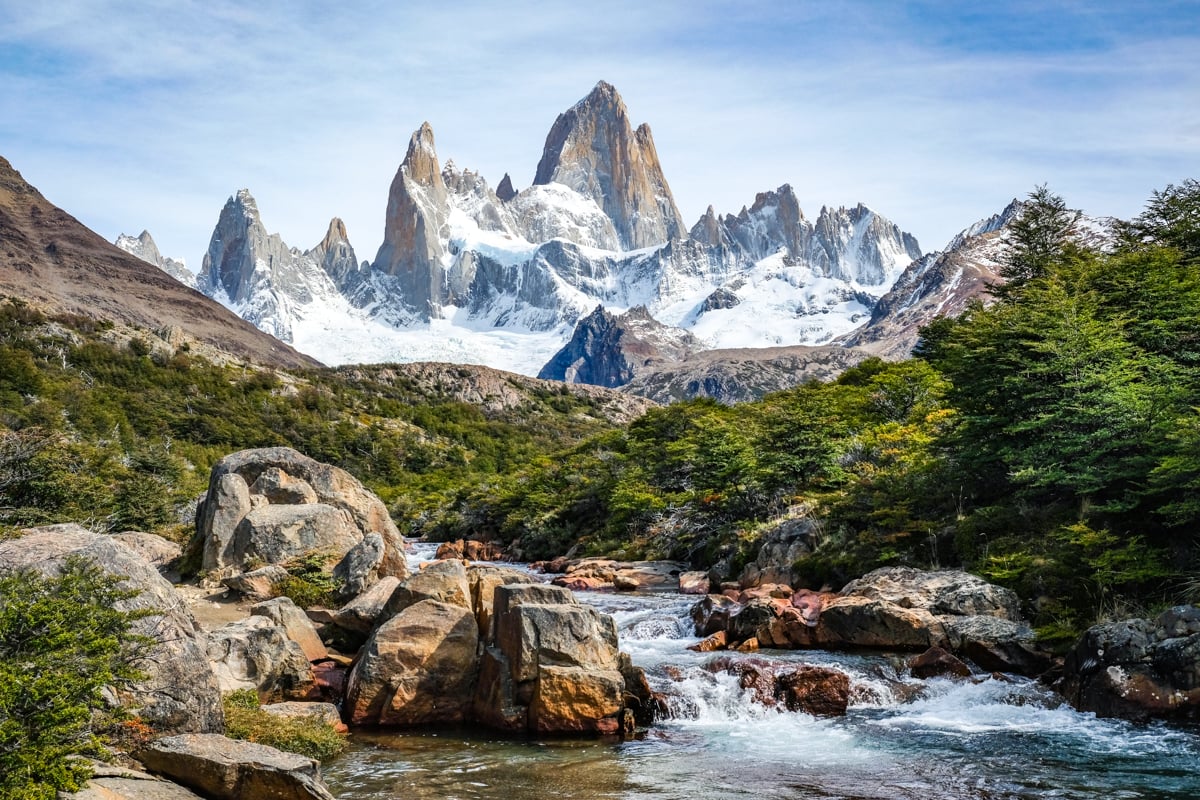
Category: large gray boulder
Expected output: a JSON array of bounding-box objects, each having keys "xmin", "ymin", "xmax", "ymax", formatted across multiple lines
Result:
[
  {"xmin": 137, "ymin": 733, "xmax": 334, "ymax": 800},
  {"xmin": 194, "ymin": 447, "xmax": 407, "ymax": 584},
  {"xmin": 737, "ymin": 513, "xmax": 818, "ymax": 588},
  {"xmin": 0, "ymin": 525, "xmax": 222, "ymax": 734},
  {"xmin": 1058, "ymin": 605, "xmax": 1200, "ymax": 721},
  {"xmin": 112, "ymin": 531, "xmax": 183, "ymax": 574},
  {"xmin": 206, "ymin": 616, "xmax": 316, "ymax": 701}
]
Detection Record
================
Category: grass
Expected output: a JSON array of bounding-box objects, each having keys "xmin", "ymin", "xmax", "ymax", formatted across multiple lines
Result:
[{"xmin": 221, "ymin": 690, "xmax": 347, "ymax": 762}]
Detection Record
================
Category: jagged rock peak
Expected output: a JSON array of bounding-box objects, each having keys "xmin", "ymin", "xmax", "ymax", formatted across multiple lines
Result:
[
  {"xmin": 403, "ymin": 122, "xmax": 444, "ymax": 189},
  {"xmin": 199, "ymin": 188, "xmax": 284, "ymax": 307},
  {"xmin": 114, "ymin": 229, "xmax": 194, "ymax": 289},
  {"xmin": 313, "ymin": 216, "xmax": 359, "ymax": 286},
  {"xmin": 370, "ymin": 123, "xmax": 450, "ymax": 317},
  {"xmin": 496, "ymin": 172, "xmax": 517, "ymax": 202},
  {"xmin": 532, "ymin": 81, "xmax": 687, "ymax": 250},
  {"xmin": 320, "ymin": 217, "xmax": 349, "ymax": 249}
]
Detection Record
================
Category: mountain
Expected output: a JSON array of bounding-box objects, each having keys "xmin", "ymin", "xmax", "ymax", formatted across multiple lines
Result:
[
  {"xmin": 0, "ymin": 155, "xmax": 317, "ymax": 370},
  {"xmin": 188, "ymin": 82, "xmax": 925, "ymax": 377},
  {"xmin": 532, "ymin": 80, "xmax": 687, "ymax": 249},
  {"xmin": 538, "ymin": 304, "xmax": 703, "ymax": 387},
  {"xmin": 196, "ymin": 190, "xmax": 361, "ymax": 344},
  {"xmin": 835, "ymin": 201, "xmax": 1020, "ymax": 357},
  {"xmin": 114, "ymin": 230, "xmax": 195, "ymax": 289}
]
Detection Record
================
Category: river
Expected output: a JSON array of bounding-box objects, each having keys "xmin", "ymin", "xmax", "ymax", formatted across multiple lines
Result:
[{"xmin": 323, "ymin": 550, "xmax": 1200, "ymax": 799}]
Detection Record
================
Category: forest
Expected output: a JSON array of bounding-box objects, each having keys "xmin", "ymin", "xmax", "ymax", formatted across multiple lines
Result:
[{"xmin": 2, "ymin": 180, "xmax": 1197, "ymax": 644}]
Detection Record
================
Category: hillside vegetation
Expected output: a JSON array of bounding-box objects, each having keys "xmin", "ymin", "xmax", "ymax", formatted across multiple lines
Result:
[{"xmin": 0, "ymin": 311, "xmax": 632, "ymax": 541}]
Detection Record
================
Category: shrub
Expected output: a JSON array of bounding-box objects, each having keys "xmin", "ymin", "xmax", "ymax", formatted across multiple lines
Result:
[{"xmin": 0, "ymin": 556, "xmax": 149, "ymax": 800}]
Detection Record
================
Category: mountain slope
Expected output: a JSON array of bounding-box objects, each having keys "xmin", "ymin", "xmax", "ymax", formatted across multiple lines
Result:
[{"xmin": 0, "ymin": 155, "xmax": 317, "ymax": 370}]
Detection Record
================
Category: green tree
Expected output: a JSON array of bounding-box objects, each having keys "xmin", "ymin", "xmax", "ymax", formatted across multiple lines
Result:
[
  {"xmin": 995, "ymin": 185, "xmax": 1083, "ymax": 299},
  {"xmin": 0, "ymin": 557, "xmax": 148, "ymax": 800}
]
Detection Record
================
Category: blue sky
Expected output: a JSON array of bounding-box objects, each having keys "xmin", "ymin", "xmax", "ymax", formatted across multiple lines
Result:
[{"xmin": 1, "ymin": 1, "xmax": 1197, "ymax": 269}]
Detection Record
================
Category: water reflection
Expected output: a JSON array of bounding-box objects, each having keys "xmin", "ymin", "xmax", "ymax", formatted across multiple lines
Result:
[{"xmin": 326, "ymin": 729, "xmax": 631, "ymax": 800}]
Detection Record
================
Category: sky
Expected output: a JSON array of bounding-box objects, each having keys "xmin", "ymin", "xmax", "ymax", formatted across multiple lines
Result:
[{"xmin": 1, "ymin": 1, "xmax": 1198, "ymax": 270}]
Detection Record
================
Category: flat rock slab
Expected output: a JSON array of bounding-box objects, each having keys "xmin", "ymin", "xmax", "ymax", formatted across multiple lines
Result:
[{"xmin": 138, "ymin": 733, "xmax": 334, "ymax": 800}]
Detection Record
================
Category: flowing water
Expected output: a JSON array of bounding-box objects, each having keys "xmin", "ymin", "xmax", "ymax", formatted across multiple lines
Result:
[{"xmin": 325, "ymin": 550, "xmax": 1200, "ymax": 799}]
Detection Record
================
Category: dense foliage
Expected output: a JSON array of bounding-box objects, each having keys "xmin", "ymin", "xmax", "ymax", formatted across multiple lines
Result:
[
  {"xmin": 0, "ymin": 303, "xmax": 622, "ymax": 541},
  {"xmin": 0, "ymin": 557, "xmax": 148, "ymax": 800}
]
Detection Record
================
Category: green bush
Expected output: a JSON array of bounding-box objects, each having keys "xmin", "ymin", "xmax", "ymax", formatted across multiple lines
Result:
[
  {"xmin": 0, "ymin": 556, "xmax": 149, "ymax": 800},
  {"xmin": 221, "ymin": 690, "xmax": 346, "ymax": 762}
]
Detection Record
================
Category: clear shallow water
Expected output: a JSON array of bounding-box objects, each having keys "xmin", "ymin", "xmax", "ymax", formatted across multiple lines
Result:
[{"xmin": 327, "ymin": 559, "xmax": 1200, "ymax": 799}]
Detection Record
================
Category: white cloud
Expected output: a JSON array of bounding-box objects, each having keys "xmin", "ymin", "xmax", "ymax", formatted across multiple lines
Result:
[{"xmin": 0, "ymin": 0, "xmax": 1196, "ymax": 266}]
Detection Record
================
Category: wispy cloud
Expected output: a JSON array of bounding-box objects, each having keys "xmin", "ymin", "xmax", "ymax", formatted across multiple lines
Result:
[{"xmin": 0, "ymin": 0, "xmax": 1196, "ymax": 265}]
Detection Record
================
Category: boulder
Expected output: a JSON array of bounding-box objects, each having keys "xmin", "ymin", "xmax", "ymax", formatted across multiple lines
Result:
[
  {"xmin": 137, "ymin": 733, "xmax": 334, "ymax": 800},
  {"xmin": 678, "ymin": 571, "xmax": 710, "ymax": 595},
  {"xmin": 435, "ymin": 538, "xmax": 506, "ymax": 561},
  {"xmin": 62, "ymin": 763, "xmax": 205, "ymax": 800},
  {"xmin": 331, "ymin": 575, "xmax": 400, "ymax": 635},
  {"xmin": 472, "ymin": 583, "xmax": 644, "ymax": 735},
  {"xmin": 613, "ymin": 574, "xmax": 639, "ymax": 592},
  {"xmin": 343, "ymin": 599, "xmax": 480, "ymax": 726},
  {"xmin": 0, "ymin": 525, "xmax": 222, "ymax": 734},
  {"xmin": 909, "ymin": 646, "xmax": 972, "ymax": 679},
  {"xmin": 251, "ymin": 597, "xmax": 328, "ymax": 662},
  {"xmin": 839, "ymin": 567, "xmax": 1022, "ymax": 621},
  {"xmin": 331, "ymin": 532, "xmax": 385, "ymax": 600},
  {"xmin": 221, "ymin": 565, "xmax": 289, "ymax": 601},
  {"xmin": 692, "ymin": 566, "xmax": 1049, "ymax": 673},
  {"xmin": 775, "ymin": 666, "xmax": 852, "ymax": 716},
  {"xmin": 206, "ymin": 616, "xmax": 315, "ymax": 701},
  {"xmin": 384, "ymin": 558, "xmax": 471, "ymax": 617},
  {"xmin": 705, "ymin": 657, "xmax": 849, "ymax": 716},
  {"xmin": 468, "ymin": 564, "xmax": 534, "ymax": 640},
  {"xmin": 944, "ymin": 615, "xmax": 1051, "ymax": 675},
  {"xmin": 197, "ymin": 473, "xmax": 253, "ymax": 572},
  {"xmin": 738, "ymin": 513, "xmax": 817, "ymax": 588},
  {"xmin": 690, "ymin": 594, "xmax": 740, "ymax": 637},
  {"xmin": 233, "ymin": 504, "xmax": 360, "ymax": 567},
  {"xmin": 194, "ymin": 447, "xmax": 407, "ymax": 579},
  {"xmin": 1058, "ymin": 606, "xmax": 1200, "ymax": 721},
  {"xmin": 112, "ymin": 532, "xmax": 182, "ymax": 573},
  {"xmin": 495, "ymin": 601, "xmax": 619, "ymax": 683}
]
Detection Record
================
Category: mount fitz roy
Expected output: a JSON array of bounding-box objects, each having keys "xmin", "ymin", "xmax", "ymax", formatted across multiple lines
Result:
[{"xmin": 121, "ymin": 82, "xmax": 940, "ymax": 381}]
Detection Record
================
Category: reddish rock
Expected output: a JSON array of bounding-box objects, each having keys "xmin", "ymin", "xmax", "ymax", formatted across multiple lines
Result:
[
  {"xmin": 678, "ymin": 571, "xmax": 710, "ymax": 595},
  {"xmin": 909, "ymin": 646, "xmax": 972, "ymax": 680},
  {"xmin": 552, "ymin": 575, "xmax": 610, "ymax": 591},
  {"xmin": 775, "ymin": 666, "xmax": 850, "ymax": 716},
  {"xmin": 739, "ymin": 583, "xmax": 794, "ymax": 602},
  {"xmin": 310, "ymin": 662, "xmax": 347, "ymax": 704}
]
